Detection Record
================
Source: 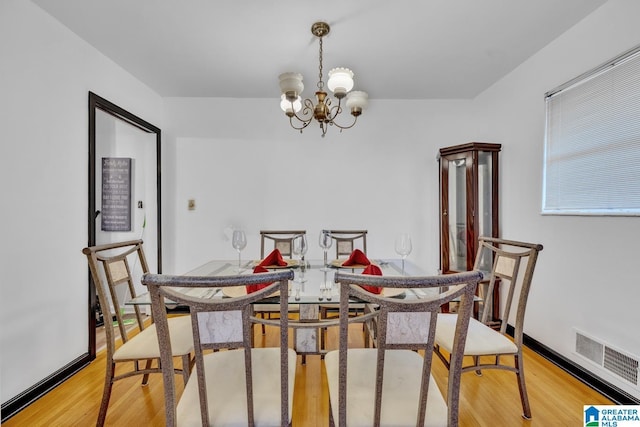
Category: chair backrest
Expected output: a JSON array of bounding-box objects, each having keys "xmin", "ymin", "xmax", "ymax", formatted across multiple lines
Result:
[
  {"xmin": 333, "ymin": 270, "xmax": 482, "ymax": 426},
  {"xmin": 143, "ymin": 269, "xmax": 294, "ymax": 427},
  {"xmin": 328, "ymin": 229, "xmax": 367, "ymax": 258},
  {"xmin": 82, "ymin": 239, "xmax": 150, "ymax": 355},
  {"xmin": 473, "ymin": 236, "xmax": 543, "ymax": 340},
  {"xmin": 260, "ymin": 230, "xmax": 306, "ymax": 258}
]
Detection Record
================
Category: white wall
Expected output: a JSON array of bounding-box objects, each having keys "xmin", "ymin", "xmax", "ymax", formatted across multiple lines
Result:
[
  {"xmin": 0, "ymin": 0, "xmax": 164, "ymax": 404},
  {"xmin": 471, "ymin": 0, "xmax": 640, "ymax": 398},
  {"xmin": 162, "ymin": 97, "xmax": 480, "ymax": 275}
]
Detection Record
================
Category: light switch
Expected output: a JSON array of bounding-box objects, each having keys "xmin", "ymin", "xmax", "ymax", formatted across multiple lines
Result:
[{"xmin": 188, "ymin": 199, "xmax": 196, "ymax": 210}]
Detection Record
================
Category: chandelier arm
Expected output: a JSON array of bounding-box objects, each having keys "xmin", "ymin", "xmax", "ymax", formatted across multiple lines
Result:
[
  {"xmin": 286, "ymin": 98, "xmax": 316, "ymax": 131},
  {"xmin": 328, "ymin": 114, "xmax": 360, "ymax": 131},
  {"xmin": 325, "ymin": 97, "xmax": 357, "ymax": 129},
  {"xmin": 302, "ymin": 98, "xmax": 315, "ymax": 114},
  {"xmin": 288, "ymin": 115, "xmax": 313, "ymax": 132},
  {"xmin": 325, "ymin": 98, "xmax": 343, "ymax": 122}
]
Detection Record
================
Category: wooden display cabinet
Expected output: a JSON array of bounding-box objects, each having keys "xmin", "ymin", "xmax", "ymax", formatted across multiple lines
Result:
[{"xmin": 438, "ymin": 142, "xmax": 501, "ymax": 319}]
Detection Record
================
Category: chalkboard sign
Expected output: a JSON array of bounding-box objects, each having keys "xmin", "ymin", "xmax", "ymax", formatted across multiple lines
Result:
[{"xmin": 101, "ymin": 157, "xmax": 132, "ymax": 232}]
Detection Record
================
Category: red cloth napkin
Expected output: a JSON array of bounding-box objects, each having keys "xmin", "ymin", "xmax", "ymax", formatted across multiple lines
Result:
[
  {"xmin": 259, "ymin": 248, "xmax": 288, "ymax": 267},
  {"xmin": 342, "ymin": 249, "xmax": 371, "ymax": 266},
  {"xmin": 246, "ymin": 265, "xmax": 273, "ymax": 294},
  {"xmin": 360, "ymin": 264, "xmax": 383, "ymax": 294}
]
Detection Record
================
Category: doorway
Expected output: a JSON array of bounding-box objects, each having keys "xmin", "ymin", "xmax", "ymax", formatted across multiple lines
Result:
[{"xmin": 88, "ymin": 92, "xmax": 161, "ymax": 358}]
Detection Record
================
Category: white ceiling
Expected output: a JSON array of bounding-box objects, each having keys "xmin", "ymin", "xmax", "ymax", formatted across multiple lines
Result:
[{"xmin": 31, "ymin": 0, "xmax": 607, "ymax": 100}]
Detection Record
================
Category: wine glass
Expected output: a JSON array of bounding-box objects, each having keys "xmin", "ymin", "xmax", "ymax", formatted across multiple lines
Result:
[
  {"xmin": 231, "ymin": 229, "xmax": 247, "ymax": 272},
  {"xmin": 394, "ymin": 233, "xmax": 412, "ymax": 275},
  {"xmin": 318, "ymin": 230, "xmax": 333, "ymax": 270},
  {"xmin": 292, "ymin": 234, "xmax": 308, "ymax": 282}
]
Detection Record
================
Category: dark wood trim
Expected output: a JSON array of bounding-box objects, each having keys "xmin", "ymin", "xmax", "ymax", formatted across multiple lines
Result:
[
  {"xmin": 0, "ymin": 354, "xmax": 91, "ymax": 423},
  {"xmin": 439, "ymin": 142, "xmax": 502, "ymax": 157},
  {"xmin": 466, "ymin": 150, "xmax": 476, "ymax": 271},
  {"xmin": 506, "ymin": 325, "xmax": 640, "ymax": 405},
  {"xmin": 88, "ymin": 94, "xmax": 97, "ymax": 359},
  {"xmin": 439, "ymin": 156, "xmax": 450, "ymax": 273},
  {"xmin": 156, "ymin": 128, "xmax": 162, "ymax": 274},
  {"xmin": 87, "ymin": 91, "xmax": 162, "ymax": 360}
]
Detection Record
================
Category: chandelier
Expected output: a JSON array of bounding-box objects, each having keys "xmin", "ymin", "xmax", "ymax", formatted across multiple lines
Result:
[{"xmin": 279, "ymin": 22, "xmax": 368, "ymax": 137}]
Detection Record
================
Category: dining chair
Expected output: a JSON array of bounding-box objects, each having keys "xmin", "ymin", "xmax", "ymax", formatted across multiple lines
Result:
[
  {"xmin": 325, "ymin": 270, "xmax": 482, "ymax": 426},
  {"xmin": 260, "ymin": 230, "xmax": 306, "ymax": 258},
  {"xmin": 82, "ymin": 239, "xmax": 194, "ymax": 427},
  {"xmin": 257, "ymin": 230, "xmax": 305, "ymax": 334},
  {"xmin": 434, "ymin": 236, "xmax": 543, "ymax": 420},
  {"xmin": 143, "ymin": 269, "xmax": 296, "ymax": 427},
  {"xmin": 328, "ymin": 229, "xmax": 367, "ymax": 259},
  {"xmin": 319, "ymin": 230, "xmax": 369, "ymax": 350}
]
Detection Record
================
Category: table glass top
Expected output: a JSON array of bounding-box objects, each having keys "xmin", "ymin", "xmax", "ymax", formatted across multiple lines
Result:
[{"xmin": 127, "ymin": 258, "xmax": 441, "ymax": 305}]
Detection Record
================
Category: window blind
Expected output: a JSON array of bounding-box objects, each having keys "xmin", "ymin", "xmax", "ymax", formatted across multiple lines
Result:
[{"xmin": 543, "ymin": 44, "xmax": 640, "ymax": 216}]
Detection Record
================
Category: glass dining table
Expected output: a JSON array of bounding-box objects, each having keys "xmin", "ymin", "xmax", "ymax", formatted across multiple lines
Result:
[{"xmin": 128, "ymin": 258, "xmax": 440, "ymax": 356}]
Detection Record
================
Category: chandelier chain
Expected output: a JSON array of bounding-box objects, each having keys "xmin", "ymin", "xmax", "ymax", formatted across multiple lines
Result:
[{"xmin": 317, "ymin": 37, "xmax": 324, "ymax": 91}]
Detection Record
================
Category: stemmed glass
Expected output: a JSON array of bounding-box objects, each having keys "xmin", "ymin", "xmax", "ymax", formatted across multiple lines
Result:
[
  {"xmin": 231, "ymin": 229, "xmax": 247, "ymax": 273},
  {"xmin": 318, "ymin": 230, "xmax": 333, "ymax": 270},
  {"xmin": 395, "ymin": 233, "xmax": 412, "ymax": 275},
  {"xmin": 292, "ymin": 234, "xmax": 308, "ymax": 283}
]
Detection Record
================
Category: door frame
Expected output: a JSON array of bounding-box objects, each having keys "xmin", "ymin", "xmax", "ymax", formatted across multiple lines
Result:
[{"xmin": 87, "ymin": 91, "xmax": 162, "ymax": 358}]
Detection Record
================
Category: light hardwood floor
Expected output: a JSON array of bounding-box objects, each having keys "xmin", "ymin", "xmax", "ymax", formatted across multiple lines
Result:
[{"xmin": 4, "ymin": 322, "xmax": 612, "ymax": 426}]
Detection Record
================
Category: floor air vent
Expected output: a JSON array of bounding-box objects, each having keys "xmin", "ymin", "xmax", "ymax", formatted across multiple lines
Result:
[
  {"xmin": 575, "ymin": 329, "xmax": 639, "ymax": 386},
  {"xmin": 576, "ymin": 332, "xmax": 603, "ymax": 365},
  {"xmin": 604, "ymin": 346, "xmax": 639, "ymax": 385}
]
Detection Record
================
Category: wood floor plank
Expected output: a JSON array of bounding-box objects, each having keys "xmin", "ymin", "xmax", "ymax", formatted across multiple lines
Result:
[{"xmin": 3, "ymin": 323, "xmax": 612, "ymax": 426}]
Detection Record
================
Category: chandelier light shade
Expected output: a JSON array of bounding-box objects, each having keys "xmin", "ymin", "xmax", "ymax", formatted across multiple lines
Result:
[
  {"xmin": 327, "ymin": 68, "xmax": 354, "ymax": 97},
  {"xmin": 280, "ymin": 94, "xmax": 302, "ymax": 114},
  {"xmin": 279, "ymin": 72, "xmax": 304, "ymax": 100},
  {"xmin": 279, "ymin": 21, "xmax": 368, "ymax": 137},
  {"xmin": 346, "ymin": 91, "xmax": 369, "ymax": 113}
]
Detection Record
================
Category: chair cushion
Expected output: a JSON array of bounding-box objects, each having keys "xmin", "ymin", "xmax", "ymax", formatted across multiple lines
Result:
[
  {"xmin": 325, "ymin": 349, "xmax": 448, "ymax": 427},
  {"xmin": 435, "ymin": 314, "xmax": 518, "ymax": 356},
  {"xmin": 177, "ymin": 347, "xmax": 297, "ymax": 427},
  {"xmin": 113, "ymin": 315, "xmax": 194, "ymax": 360}
]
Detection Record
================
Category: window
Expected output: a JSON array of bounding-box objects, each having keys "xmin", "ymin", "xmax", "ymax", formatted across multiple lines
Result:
[{"xmin": 543, "ymin": 45, "xmax": 640, "ymax": 216}]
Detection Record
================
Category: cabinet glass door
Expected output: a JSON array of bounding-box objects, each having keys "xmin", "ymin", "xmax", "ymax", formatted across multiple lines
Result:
[
  {"xmin": 447, "ymin": 156, "xmax": 468, "ymax": 272},
  {"xmin": 476, "ymin": 151, "xmax": 493, "ymax": 271}
]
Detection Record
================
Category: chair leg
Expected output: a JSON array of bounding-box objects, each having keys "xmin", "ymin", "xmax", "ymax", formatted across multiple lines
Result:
[
  {"xmin": 514, "ymin": 354, "xmax": 532, "ymax": 419},
  {"xmin": 363, "ymin": 321, "xmax": 370, "ymax": 347},
  {"xmin": 433, "ymin": 345, "xmax": 452, "ymax": 369},
  {"xmin": 474, "ymin": 355, "xmax": 483, "ymax": 376},
  {"xmin": 181, "ymin": 354, "xmax": 191, "ymax": 384},
  {"xmin": 320, "ymin": 307, "xmax": 327, "ymax": 350},
  {"xmin": 328, "ymin": 399, "xmax": 335, "ymax": 427},
  {"xmin": 141, "ymin": 359, "xmax": 153, "ymax": 385},
  {"xmin": 97, "ymin": 362, "xmax": 115, "ymax": 427}
]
